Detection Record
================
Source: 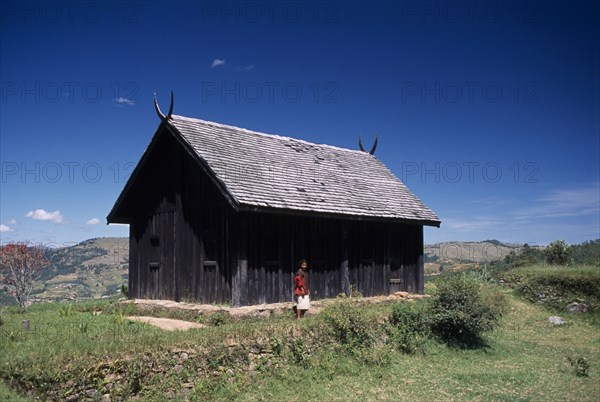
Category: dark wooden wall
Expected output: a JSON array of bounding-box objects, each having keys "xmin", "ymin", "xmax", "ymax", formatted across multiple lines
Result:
[
  {"xmin": 127, "ymin": 128, "xmax": 232, "ymax": 303},
  {"xmin": 125, "ymin": 128, "xmax": 425, "ymax": 306},
  {"xmin": 235, "ymin": 213, "xmax": 424, "ymax": 306},
  {"xmin": 177, "ymin": 145, "xmax": 233, "ymax": 304},
  {"xmin": 238, "ymin": 213, "xmax": 345, "ymax": 305},
  {"xmin": 126, "ymin": 128, "xmax": 179, "ymax": 300}
]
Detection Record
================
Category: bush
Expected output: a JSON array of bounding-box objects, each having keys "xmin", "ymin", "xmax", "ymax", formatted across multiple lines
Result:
[
  {"xmin": 504, "ymin": 243, "xmax": 545, "ymax": 268},
  {"xmin": 321, "ymin": 300, "xmax": 378, "ymax": 350},
  {"xmin": 570, "ymin": 239, "xmax": 600, "ymax": 266},
  {"xmin": 208, "ymin": 312, "xmax": 231, "ymax": 327},
  {"xmin": 389, "ymin": 302, "xmax": 430, "ymax": 354},
  {"xmin": 429, "ymin": 274, "xmax": 506, "ymax": 346},
  {"xmin": 546, "ymin": 240, "xmax": 571, "ymax": 265},
  {"xmin": 289, "ymin": 336, "xmax": 312, "ymax": 368},
  {"xmin": 568, "ymin": 356, "xmax": 590, "ymax": 377}
]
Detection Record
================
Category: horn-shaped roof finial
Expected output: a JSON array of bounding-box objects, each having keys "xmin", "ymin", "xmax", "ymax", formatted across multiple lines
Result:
[
  {"xmin": 154, "ymin": 90, "xmax": 174, "ymax": 122},
  {"xmin": 358, "ymin": 134, "xmax": 378, "ymax": 155}
]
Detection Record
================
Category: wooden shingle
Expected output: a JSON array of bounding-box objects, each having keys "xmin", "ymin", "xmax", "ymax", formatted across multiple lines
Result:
[{"xmin": 170, "ymin": 115, "xmax": 440, "ymax": 226}]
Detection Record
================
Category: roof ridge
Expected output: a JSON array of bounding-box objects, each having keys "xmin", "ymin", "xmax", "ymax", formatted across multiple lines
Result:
[{"xmin": 171, "ymin": 114, "xmax": 369, "ymax": 156}]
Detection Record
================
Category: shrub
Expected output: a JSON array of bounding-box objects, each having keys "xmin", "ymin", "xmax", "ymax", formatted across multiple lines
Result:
[
  {"xmin": 208, "ymin": 312, "xmax": 231, "ymax": 327},
  {"xmin": 321, "ymin": 300, "xmax": 378, "ymax": 350},
  {"xmin": 289, "ymin": 336, "xmax": 312, "ymax": 368},
  {"xmin": 389, "ymin": 302, "xmax": 430, "ymax": 354},
  {"xmin": 546, "ymin": 240, "xmax": 571, "ymax": 265},
  {"xmin": 568, "ymin": 356, "xmax": 590, "ymax": 377},
  {"xmin": 429, "ymin": 274, "xmax": 506, "ymax": 346},
  {"xmin": 570, "ymin": 239, "xmax": 600, "ymax": 266}
]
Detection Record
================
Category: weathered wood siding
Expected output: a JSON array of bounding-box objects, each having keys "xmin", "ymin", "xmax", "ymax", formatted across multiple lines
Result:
[
  {"xmin": 234, "ymin": 213, "xmax": 424, "ymax": 306},
  {"xmin": 176, "ymin": 143, "xmax": 232, "ymax": 304},
  {"xmin": 126, "ymin": 129, "xmax": 178, "ymax": 300},
  {"xmin": 127, "ymin": 129, "xmax": 232, "ymax": 303},
  {"xmin": 238, "ymin": 213, "xmax": 344, "ymax": 305},
  {"xmin": 388, "ymin": 224, "xmax": 424, "ymax": 293}
]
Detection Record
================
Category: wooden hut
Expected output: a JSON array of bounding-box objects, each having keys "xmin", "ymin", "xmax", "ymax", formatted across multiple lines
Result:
[{"xmin": 107, "ymin": 98, "xmax": 440, "ymax": 306}]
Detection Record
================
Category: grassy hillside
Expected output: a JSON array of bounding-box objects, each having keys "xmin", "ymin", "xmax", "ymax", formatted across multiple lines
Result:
[
  {"xmin": 501, "ymin": 265, "xmax": 600, "ymax": 314},
  {"xmin": 424, "ymin": 240, "xmax": 543, "ymax": 275},
  {"xmin": 28, "ymin": 238, "xmax": 128, "ymax": 304},
  {"xmin": 1, "ymin": 265, "xmax": 598, "ymax": 401}
]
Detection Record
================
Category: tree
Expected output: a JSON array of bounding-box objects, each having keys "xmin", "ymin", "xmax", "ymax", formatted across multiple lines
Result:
[
  {"xmin": 545, "ymin": 240, "xmax": 571, "ymax": 266},
  {"xmin": 570, "ymin": 239, "xmax": 600, "ymax": 266},
  {"xmin": 0, "ymin": 242, "xmax": 47, "ymax": 312}
]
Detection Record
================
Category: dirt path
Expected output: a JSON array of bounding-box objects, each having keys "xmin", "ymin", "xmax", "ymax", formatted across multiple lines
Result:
[
  {"xmin": 121, "ymin": 291, "xmax": 428, "ymax": 330},
  {"xmin": 126, "ymin": 316, "xmax": 207, "ymax": 331}
]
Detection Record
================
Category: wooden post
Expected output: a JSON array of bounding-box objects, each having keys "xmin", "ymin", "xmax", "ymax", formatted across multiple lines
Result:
[
  {"xmin": 232, "ymin": 216, "xmax": 248, "ymax": 306},
  {"xmin": 340, "ymin": 222, "xmax": 350, "ymax": 295},
  {"xmin": 417, "ymin": 225, "xmax": 424, "ymax": 294}
]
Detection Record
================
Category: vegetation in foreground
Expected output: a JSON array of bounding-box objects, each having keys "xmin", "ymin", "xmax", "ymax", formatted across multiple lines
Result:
[{"xmin": 0, "ymin": 265, "xmax": 598, "ymax": 401}]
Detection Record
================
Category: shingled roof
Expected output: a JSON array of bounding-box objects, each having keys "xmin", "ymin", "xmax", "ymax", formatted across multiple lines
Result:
[{"xmin": 163, "ymin": 115, "xmax": 440, "ymax": 227}]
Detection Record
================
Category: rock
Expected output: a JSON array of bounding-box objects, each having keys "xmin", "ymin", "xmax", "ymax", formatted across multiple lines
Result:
[
  {"xmin": 394, "ymin": 291, "xmax": 409, "ymax": 298},
  {"xmin": 182, "ymin": 382, "xmax": 194, "ymax": 389},
  {"xmin": 105, "ymin": 374, "xmax": 118, "ymax": 383},
  {"xmin": 173, "ymin": 364, "xmax": 183, "ymax": 373},
  {"xmin": 548, "ymin": 316, "xmax": 567, "ymax": 325},
  {"xmin": 101, "ymin": 394, "xmax": 111, "ymax": 402},
  {"xmin": 566, "ymin": 302, "xmax": 588, "ymax": 313},
  {"xmin": 255, "ymin": 310, "xmax": 270, "ymax": 318},
  {"xmin": 180, "ymin": 352, "xmax": 189, "ymax": 360}
]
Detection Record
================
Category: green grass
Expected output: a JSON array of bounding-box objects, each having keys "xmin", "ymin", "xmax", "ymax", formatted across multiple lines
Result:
[
  {"xmin": 1, "ymin": 267, "xmax": 599, "ymax": 401},
  {"xmin": 501, "ymin": 264, "xmax": 600, "ymax": 314},
  {"xmin": 503, "ymin": 264, "xmax": 599, "ymax": 277},
  {"xmin": 0, "ymin": 381, "xmax": 30, "ymax": 402},
  {"xmin": 227, "ymin": 294, "xmax": 599, "ymax": 401}
]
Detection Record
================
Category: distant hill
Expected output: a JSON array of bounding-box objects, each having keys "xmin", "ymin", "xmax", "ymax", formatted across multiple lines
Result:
[
  {"xmin": 424, "ymin": 240, "xmax": 544, "ymax": 275},
  {"xmin": 27, "ymin": 237, "xmax": 129, "ymax": 303}
]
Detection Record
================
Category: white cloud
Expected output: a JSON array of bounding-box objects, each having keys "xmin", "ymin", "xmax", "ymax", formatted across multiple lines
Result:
[
  {"xmin": 237, "ymin": 64, "xmax": 255, "ymax": 71},
  {"xmin": 114, "ymin": 97, "xmax": 137, "ymax": 106},
  {"xmin": 25, "ymin": 209, "xmax": 64, "ymax": 223},
  {"xmin": 211, "ymin": 59, "xmax": 226, "ymax": 68},
  {"xmin": 0, "ymin": 224, "xmax": 12, "ymax": 232},
  {"xmin": 86, "ymin": 218, "xmax": 101, "ymax": 225},
  {"xmin": 7, "ymin": 219, "xmax": 17, "ymax": 225},
  {"xmin": 443, "ymin": 217, "xmax": 502, "ymax": 232},
  {"xmin": 510, "ymin": 184, "xmax": 600, "ymax": 220}
]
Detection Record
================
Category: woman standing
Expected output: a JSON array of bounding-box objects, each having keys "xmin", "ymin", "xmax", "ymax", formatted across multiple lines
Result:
[{"xmin": 294, "ymin": 259, "xmax": 310, "ymax": 319}]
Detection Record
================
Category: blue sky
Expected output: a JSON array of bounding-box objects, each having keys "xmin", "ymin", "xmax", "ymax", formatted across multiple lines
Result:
[{"xmin": 1, "ymin": 0, "xmax": 598, "ymax": 248}]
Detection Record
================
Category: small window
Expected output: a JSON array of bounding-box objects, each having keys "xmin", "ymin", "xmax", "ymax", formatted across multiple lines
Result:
[
  {"xmin": 150, "ymin": 236, "xmax": 160, "ymax": 269},
  {"xmin": 202, "ymin": 231, "xmax": 218, "ymax": 267}
]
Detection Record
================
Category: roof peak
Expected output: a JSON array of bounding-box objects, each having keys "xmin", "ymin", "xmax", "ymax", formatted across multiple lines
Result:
[{"xmin": 171, "ymin": 114, "xmax": 371, "ymax": 156}]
